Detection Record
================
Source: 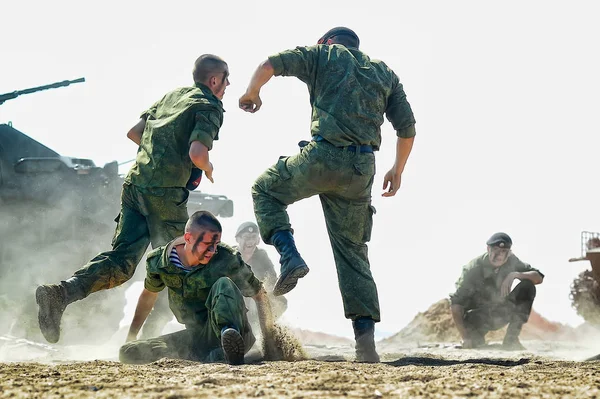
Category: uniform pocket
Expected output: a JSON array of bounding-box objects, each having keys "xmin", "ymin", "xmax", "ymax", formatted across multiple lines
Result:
[
  {"xmin": 275, "ymin": 156, "xmax": 292, "ymax": 181},
  {"xmin": 363, "ymin": 204, "xmax": 376, "ymax": 243}
]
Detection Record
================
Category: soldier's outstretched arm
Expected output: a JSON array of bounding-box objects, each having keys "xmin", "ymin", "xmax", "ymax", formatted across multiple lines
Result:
[
  {"xmin": 126, "ymin": 288, "xmax": 159, "ymax": 342},
  {"xmin": 382, "ymin": 135, "xmax": 415, "ymax": 197},
  {"xmin": 127, "ymin": 118, "xmax": 146, "ymax": 145},
  {"xmin": 239, "ymin": 60, "xmax": 275, "ymax": 113}
]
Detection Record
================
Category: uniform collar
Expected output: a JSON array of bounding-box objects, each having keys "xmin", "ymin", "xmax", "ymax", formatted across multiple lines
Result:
[
  {"xmin": 193, "ymin": 82, "xmax": 224, "ymax": 108},
  {"xmin": 160, "ymin": 236, "xmax": 186, "ymax": 269}
]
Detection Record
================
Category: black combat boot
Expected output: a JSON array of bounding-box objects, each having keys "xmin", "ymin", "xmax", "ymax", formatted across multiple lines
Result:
[
  {"xmin": 221, "ymin": 327, "xmax": 245, "ymax": 365},
  {"xmin": 271, "ymin": 231, "xmax": 309, "ymax": 296},
  {"xmin": 36, "ymin": 279, "xmax": 84, "ymax": 344},
  {"xmin": 353, "ymin": 317, "xmax": 380, "ymax": 363}
]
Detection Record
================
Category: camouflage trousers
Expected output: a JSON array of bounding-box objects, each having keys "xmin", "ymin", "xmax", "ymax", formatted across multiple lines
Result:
[
  {"xmin": 464, "ymin": 280, "xmax": 536, "ymax": 339},
  {"xmin": 252, "ymin": 139, "xmax": 380, "ymax": 322},
  {"xmin": 119, "ymin": 277, "xmax": 255, "ymax": 364},
  {"xmin": 64, "ymin": 183, "xmax": 188, "ymax": 336}
]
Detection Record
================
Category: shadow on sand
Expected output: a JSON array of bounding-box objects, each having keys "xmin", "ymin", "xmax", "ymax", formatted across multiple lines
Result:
[{"xmin": 385, "ymin": 356, "xmax": 530, "ymax": 367}]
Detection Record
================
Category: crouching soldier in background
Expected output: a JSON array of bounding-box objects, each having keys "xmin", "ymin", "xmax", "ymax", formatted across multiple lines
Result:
[
  {"xmin": 120, "ymin": 211, "xmax": 275, "ymax": 365},
  {"xmin": 450, "ymin": 233, "xmax": 544, "ymax": 350},
  {"xmin": 235, "ymin": 221, "xmax": 288, "ymax": 319}
]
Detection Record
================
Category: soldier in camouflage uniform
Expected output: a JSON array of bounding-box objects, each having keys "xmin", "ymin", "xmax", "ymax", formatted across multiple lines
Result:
[
  {"xmin": 239, "ymin": 27, "xmax": 416, "ymax": 362},
  {"xmin": 450, "ymin": 233, "xmax": 545, "ymax": 350},
  {"xmin": 234, "ymin": 221, "xmax": 288, "ymax": 319},
  {"xmin": 120, "ymin": 211, "xmax": 274, "ymax": 365},
  {"xmin": 36, "ymin": 54, "xmax": 230, "ymax": 344}
]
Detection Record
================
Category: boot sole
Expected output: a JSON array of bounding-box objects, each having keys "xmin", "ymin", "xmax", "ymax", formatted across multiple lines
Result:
[
  {"xmin": 221, "ymin": 328, "xmax": 245, "ymax": 365},
  {"xmin": 35, "ymin": 286, "xmax": 63, "ymax": 344},
  {"xmin": 273, "ymin": 265, "xmax": 310, "ymax": 296}
]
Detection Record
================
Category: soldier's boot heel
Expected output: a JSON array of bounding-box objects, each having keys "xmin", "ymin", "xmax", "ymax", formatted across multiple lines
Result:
[
  {"xmin": 221, "ymin": 328, "xmax": 245, "ymax": 365},
  {"xmin": 36, "ymin": 284, "xmax": 68, "ymax": 344},
  {"xmin": 353, "ymin": 317, "xmax": 380, "ymax": 363},
  {"xmin": 271, "ymin": 230, "xmax": 309, "ymax": 296}
]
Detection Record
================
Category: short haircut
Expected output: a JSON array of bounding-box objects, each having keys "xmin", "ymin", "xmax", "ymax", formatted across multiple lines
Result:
[
  {"xmin": 192, "ymin": 54, "xmax": 228, "ymax": 84},
  {"xmin": 186, "ymin": 210, "xmax": 222, "ymax": 233},
  {"xmin": 331, "ymin": 34, "xmax": 360, "ymax": 49}
]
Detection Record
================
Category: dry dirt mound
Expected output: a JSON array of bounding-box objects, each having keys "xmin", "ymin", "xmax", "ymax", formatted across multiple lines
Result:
[
  {"xmin": 381, "ymin": 298, "xmax": 577, "ymax": 345},
  {"xmin": 289, "ymin": 327, "xmax": 353, "ymax": 347}
]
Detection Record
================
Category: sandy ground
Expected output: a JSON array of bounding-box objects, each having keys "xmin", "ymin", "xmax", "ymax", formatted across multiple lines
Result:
[{"xmin": 3, "ymin": 338, "xmax": 600, "ymax": 398}]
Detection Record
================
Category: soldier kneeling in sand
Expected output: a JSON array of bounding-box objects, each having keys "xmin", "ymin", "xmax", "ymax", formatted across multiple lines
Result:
[
  {"xmin": 450, "ymin": 233, "xmax": 544, "ymax": 350},
  {"xmin": 120, "ymin": 211, "xmax": 275, "ymax": 365}
]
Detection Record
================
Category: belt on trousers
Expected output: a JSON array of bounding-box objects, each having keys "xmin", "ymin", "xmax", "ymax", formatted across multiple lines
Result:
[{"xmin": 313, "ymin": 135, "xmax": 374, "ymax": 153}]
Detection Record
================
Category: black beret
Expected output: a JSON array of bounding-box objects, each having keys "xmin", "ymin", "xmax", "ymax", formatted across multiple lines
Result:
[{"xmin": 486, "ymin": 232, "xmax": 513, "ymax": 249}]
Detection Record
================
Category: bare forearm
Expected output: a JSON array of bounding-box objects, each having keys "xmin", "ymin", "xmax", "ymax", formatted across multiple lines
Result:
[
  {"xmin": 451, "ymin": 304, "xmax": 467, "ymax": 338},
  {"xmin": 127, "ymin": 118, "xmax": 146, "ymax": 145},
  {"xmin": 515, "ymin": 271, "xmax": 544, "ymax": 285},
  {"xmin": 189, "ymin": 141, "xmax": 211, "ymax": 171},
  {"xmin": 393, "ymin": 136, "xmax": 415, "ymax": 175},
  {"xmin": 127, "ymin": 289, "xmax": 159, "ymax": 340},
  {"xmin": 246, "ymin": 60, "xmax": 274, "ymax": 95}
]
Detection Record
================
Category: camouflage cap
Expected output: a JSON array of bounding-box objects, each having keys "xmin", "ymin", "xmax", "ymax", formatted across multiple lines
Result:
[
  {"xmin": 486, "ymin": 232, "xmax": 512, "ymax": 249},
  {"xmin": 317, "ymin": 26, "xmax": 360, "ymax": 47},
  {"xmin": 235, "ymin": 221, "xmax": 259, "ymax": 238}
]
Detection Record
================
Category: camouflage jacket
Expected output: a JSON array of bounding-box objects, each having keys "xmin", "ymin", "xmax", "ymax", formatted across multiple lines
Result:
[
  {"xmin": 144, "ymin": 237, "xmax": 262, "ymax": 328},
  {"xmin": 125, "ymin": 83, "xmax": 224, "ymax": 188},
  {"xmin": 450, "ymin": 253, "xmax": 544, "ymax": 310},
  {"xmin": 269, "ymin": 44, "xmax": 416, "ymax": 150}
]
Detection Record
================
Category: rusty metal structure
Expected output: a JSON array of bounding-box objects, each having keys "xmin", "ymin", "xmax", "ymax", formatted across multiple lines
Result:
[{"xmin": 569, "ymin": 231, "xmax": 600, "ymax": 325}]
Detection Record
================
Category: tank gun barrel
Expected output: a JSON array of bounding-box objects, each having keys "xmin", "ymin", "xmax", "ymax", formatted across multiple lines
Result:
[{"xmin": 0, "ymin": 78, "xmax": 86, "ymax": 105}]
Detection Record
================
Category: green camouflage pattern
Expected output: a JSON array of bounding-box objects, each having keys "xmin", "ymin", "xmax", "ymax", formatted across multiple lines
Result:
[
  {"xmin": 268, "ymin": 44, "xmax": 416, "ymax": 150},
  {"xmin": 252, "ymin": 140, "xmax": 380, "ymax": 321},
  {"xmin": 450, "ymin": 253, "xmax": 544, "ymax": 309},
  {"xmin": 144, "ymin": 238, "xmax": 262, "ymax": 327},
  {"xmin": 70, "ymin": 183, "xmax": 189, "ymax": 296},
  {"xmin": 120, "ymin": 277, "xmax": 255, "ymax": 364},
  {"xmin": 125, "ymin": 82, "xmax": 224, "ymax": 188}
]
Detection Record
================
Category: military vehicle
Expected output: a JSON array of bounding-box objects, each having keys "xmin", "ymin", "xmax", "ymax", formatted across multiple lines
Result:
[
  {"xmin": 0, "ymin": 80, "xmax": 234, "ymax": 345},
  {"xmin": 569, "ymin": 231, "xmax": 600, "ymax": 325}
]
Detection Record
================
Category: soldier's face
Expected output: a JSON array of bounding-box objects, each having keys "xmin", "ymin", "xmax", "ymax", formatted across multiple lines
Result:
[
  {"xmin": 186, "ymin": 230, "xmax": 221, "ymax": 265},
  {"xmin": 237, "ymin": 232, "xmax": 260, "ymax": 254},
  {"xmin": 209, "ymin": 68, "xmax": 230, "ymax": 100},
  {"xmin": 488, "ymin": 246, "xmax": 510, "ymax": 267}
]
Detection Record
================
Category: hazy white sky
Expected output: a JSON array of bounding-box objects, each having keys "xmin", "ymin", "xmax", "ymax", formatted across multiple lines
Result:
[{"xmin": 2, "ymin": 0, "xmax": 600, "ymax": 339}]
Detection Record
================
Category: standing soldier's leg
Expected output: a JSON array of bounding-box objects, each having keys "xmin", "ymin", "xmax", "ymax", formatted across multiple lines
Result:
[
  {"xmin": 36, "ymin": 183, "xmax": 151, "ymax": 343},
  {"xmin": 320, "ymin": 194, "xmax": 381, "ymax": 363},
  {"xmin": 252, "ymin": 152, "xmax": 321, "ymax": 296},
  {"xmin": 139, "ymin": 187, "xmax": 190, "ymax": 339},
  {"xmin": 503, "ymin": 280, "xmax": 536, "ymax": 349}
]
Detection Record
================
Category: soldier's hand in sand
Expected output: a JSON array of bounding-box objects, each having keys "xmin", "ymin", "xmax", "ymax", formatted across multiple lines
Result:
[
  {"xmin": 239, "ymin": 91, "xmax": 263, "ymax": 113},
  {"xmin": 382, "ymin": 168, "xmax": 402, "ymax": 197},
  {"xmin": 501, "ymin": 272, "xmax": 517, "ymax": 297}
]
